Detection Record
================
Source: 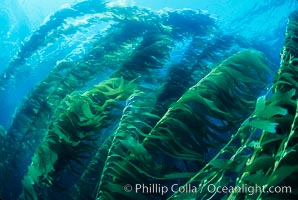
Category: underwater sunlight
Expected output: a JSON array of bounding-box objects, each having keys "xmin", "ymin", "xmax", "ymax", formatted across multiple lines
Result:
[{"xmin": 0, "ymin": 0, "xmax": 298, "ymax": 199}]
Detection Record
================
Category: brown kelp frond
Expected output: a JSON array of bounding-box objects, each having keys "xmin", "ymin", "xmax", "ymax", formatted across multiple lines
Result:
[
  {"xmin": 2, "ymin": 22, "xmax": 141, "ymax": 185},
  {"xmin": 2, "ymin": 2, "xmax": 289, "ymax": 200},
  {"xmin": 5, "ymin": 4, "xmax": 177, "ymax": 181},
  {"xmin": 96, "ymin": 90, "xmax": 161, "ymax": 200},
  {"xmin": 156, "ymin": 34, "xmax": 241, "ymax": 116},
  {"xmin": 73, "ymin": 133, "xmax": 114, "ymax": 200},
  {"xmin": 146, "ymin": 49, "xmax": 270, "ymax": 150},
  {"xmin": 19, "ymin": 7, "xmax": 176, "ymax": 198},
  {"xmin": 168, "ymin": 90, "xmax": 291, "ymax": 199},
  {"xmin": 49, "ymin": 77, "xmax": 136, "ymax": 159},
  {"xmin": 2, "ymin": 9, "xmax": 214, "ymax": 199},
  {"xmin": 169, "ymin": 10, "xmax": 298, "ymax": 200},
  {"xmin": 225, "ymin": 10, "xmax": 298, "ymax": 200},
  {"xmin": 2, "ymin": 8, "xmax": 215, "ymax": 191},
  {"xmin": 0, "ymin": 0, "xmax": 107, "ymax": 89},
  {"xmin": 19, "ymin": 77, "xmax": 136, "ymax": 199},
  {"xmin": 111, "ymin": 32, "xmax": 173, "ymax": 81},
  {"xmin": 164, "ymin": 8, "xmax": 216, "ymax": 38},
  {"xmin": 274, "ymin": 11, "xmax": 298, "ymax": 94},
  {"xmin": 95, "ymin": 50, "xmax": 271, "ymax": 199}
]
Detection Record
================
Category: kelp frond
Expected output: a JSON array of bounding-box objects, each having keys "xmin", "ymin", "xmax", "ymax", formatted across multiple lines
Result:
[
  {"xmin": 95, "ymin": 50, "xmax": 271, "ymax": 199},
  {"xmin": 2, "ymin": 3, "xmax": 295, "ymax": 200},
  {"xmin": 169, "ymin": 10, "xmax": 298, "ymax": 200},
  {"xmin": 20, "ymin": 77, "xmax": 136, "ymax": 199},
  {"xmin": 96, "ymin": 90, "xmax": 161, "ymax": 200}
]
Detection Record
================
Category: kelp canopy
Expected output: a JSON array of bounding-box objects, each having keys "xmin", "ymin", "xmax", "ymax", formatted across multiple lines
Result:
[{"xmin": 0, "ymin": 0, "xmax": 297, "ymax": 199}]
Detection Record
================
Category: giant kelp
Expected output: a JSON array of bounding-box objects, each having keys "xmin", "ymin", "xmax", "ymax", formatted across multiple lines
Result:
[
  {"xmin": 0, "ymin": 1, "xmax": 294, "ymax": 200},
  {"xmin": 19, "ymin": 20, "xmax": 174, "ymax": 200},
  {"xmin": 0, "ymin": 22, "xmax": 141, "ymax": 200},
  {"xmin": 156, "ymin": 34, "xmax": 241, "ymax": 115},
  {"xmin": 227, "ymin": 10, "xmax": 298, "ymax": 200},
  {"xmin": 95, "ymin": 50, "xmax": 271, "ymax": 200},
  {"xmin": 0, "ymin": 0, "xmax": 107, "ymax": 88},
  {"xmin": 3, "ymin": 20, "xmax": 140, "ymax": 169},
  {"xmin": 1, "ymin": 5, "xmax": 177, "ymax": 198},
  {"xmin": 20, "ymin": 77, "xmax": 136, "ymax": 200},
  {"xmin": 1, "ymin": 1, "xmax": 218, "ymax": 178},
  {"xmin": 95, "ymin": 90, "xmax": 160, "ymax": 200},
  {"xmin": 167, "ymin": 10, "xmax": 298, "ymax": 200}
]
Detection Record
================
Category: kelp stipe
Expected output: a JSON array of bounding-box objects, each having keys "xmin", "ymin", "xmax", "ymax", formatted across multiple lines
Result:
[
  {"xmin": 2, "ymin": 3, "xmax": 179, "ymax": 177},
  {"xmin": 95, "ymin": 90, "xmax": 160, "ymax": 200},
  {"xmin": 19, "ymin": 77, "xmax": 136, "ymax": 200},
  {"xmin": 0, "ymin": 22, "xmax": 140, "ymax": 200},
  {"xmin": 95, "ymin": 50, "xmax": 271, "ymax": 199},
  {"xmin": 72, "ymin": 133, "xmax": 113, "ymax": 200},
  {"xmin": 226, "ymin": 10, "xmax": 298, "ymax": 200},
  {"xmin": 0, "ymin": 2, "xmax": 286, "ymax": 200},
  {"xmin": 2, "ymin": 5, "xmax": 179, "ymax": 198},
  {"xmin": 0, "ymin": 0, "xmax": 107, "ymax": 88},
  {"xmin": 19, "ymin": 15, "xmax": 175, "ymax": 199},
  {"xmin": 169, "ymin": 10, "xmax": 298, "ymax": 200},
  {"xmin": 156, "ymin": 34, "xmax": 240, "ymax": 115},
  {"xmin": 2, "ymin": 9, "xmax": 144, "ymax": 171},
  {"xmin": 144, "ymin": 50, "xmax": 271, "ymax": 159}
]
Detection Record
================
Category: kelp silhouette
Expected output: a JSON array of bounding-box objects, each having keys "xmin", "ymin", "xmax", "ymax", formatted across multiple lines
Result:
[{"xmin": 0, "ymin": 0, "xmax": 297, "ymax": 199}]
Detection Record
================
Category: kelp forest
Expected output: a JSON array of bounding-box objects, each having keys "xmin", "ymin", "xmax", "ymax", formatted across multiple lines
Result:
[{"xmin": 0, "ymin": 0, "xmax": 297, "ymax": 199}]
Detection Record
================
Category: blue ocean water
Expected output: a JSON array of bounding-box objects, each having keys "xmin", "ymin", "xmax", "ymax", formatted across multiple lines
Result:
[
  {"xmin": 0, "ymin": 0, "xmax": 297, "ymax": 128},
  {"xmin": 0, "ymin": 0, "xmax": 297, "ymax": 200},
  {"xmin": 0, "ymin": 0, "xmax": 297, "ymax": 129}
]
